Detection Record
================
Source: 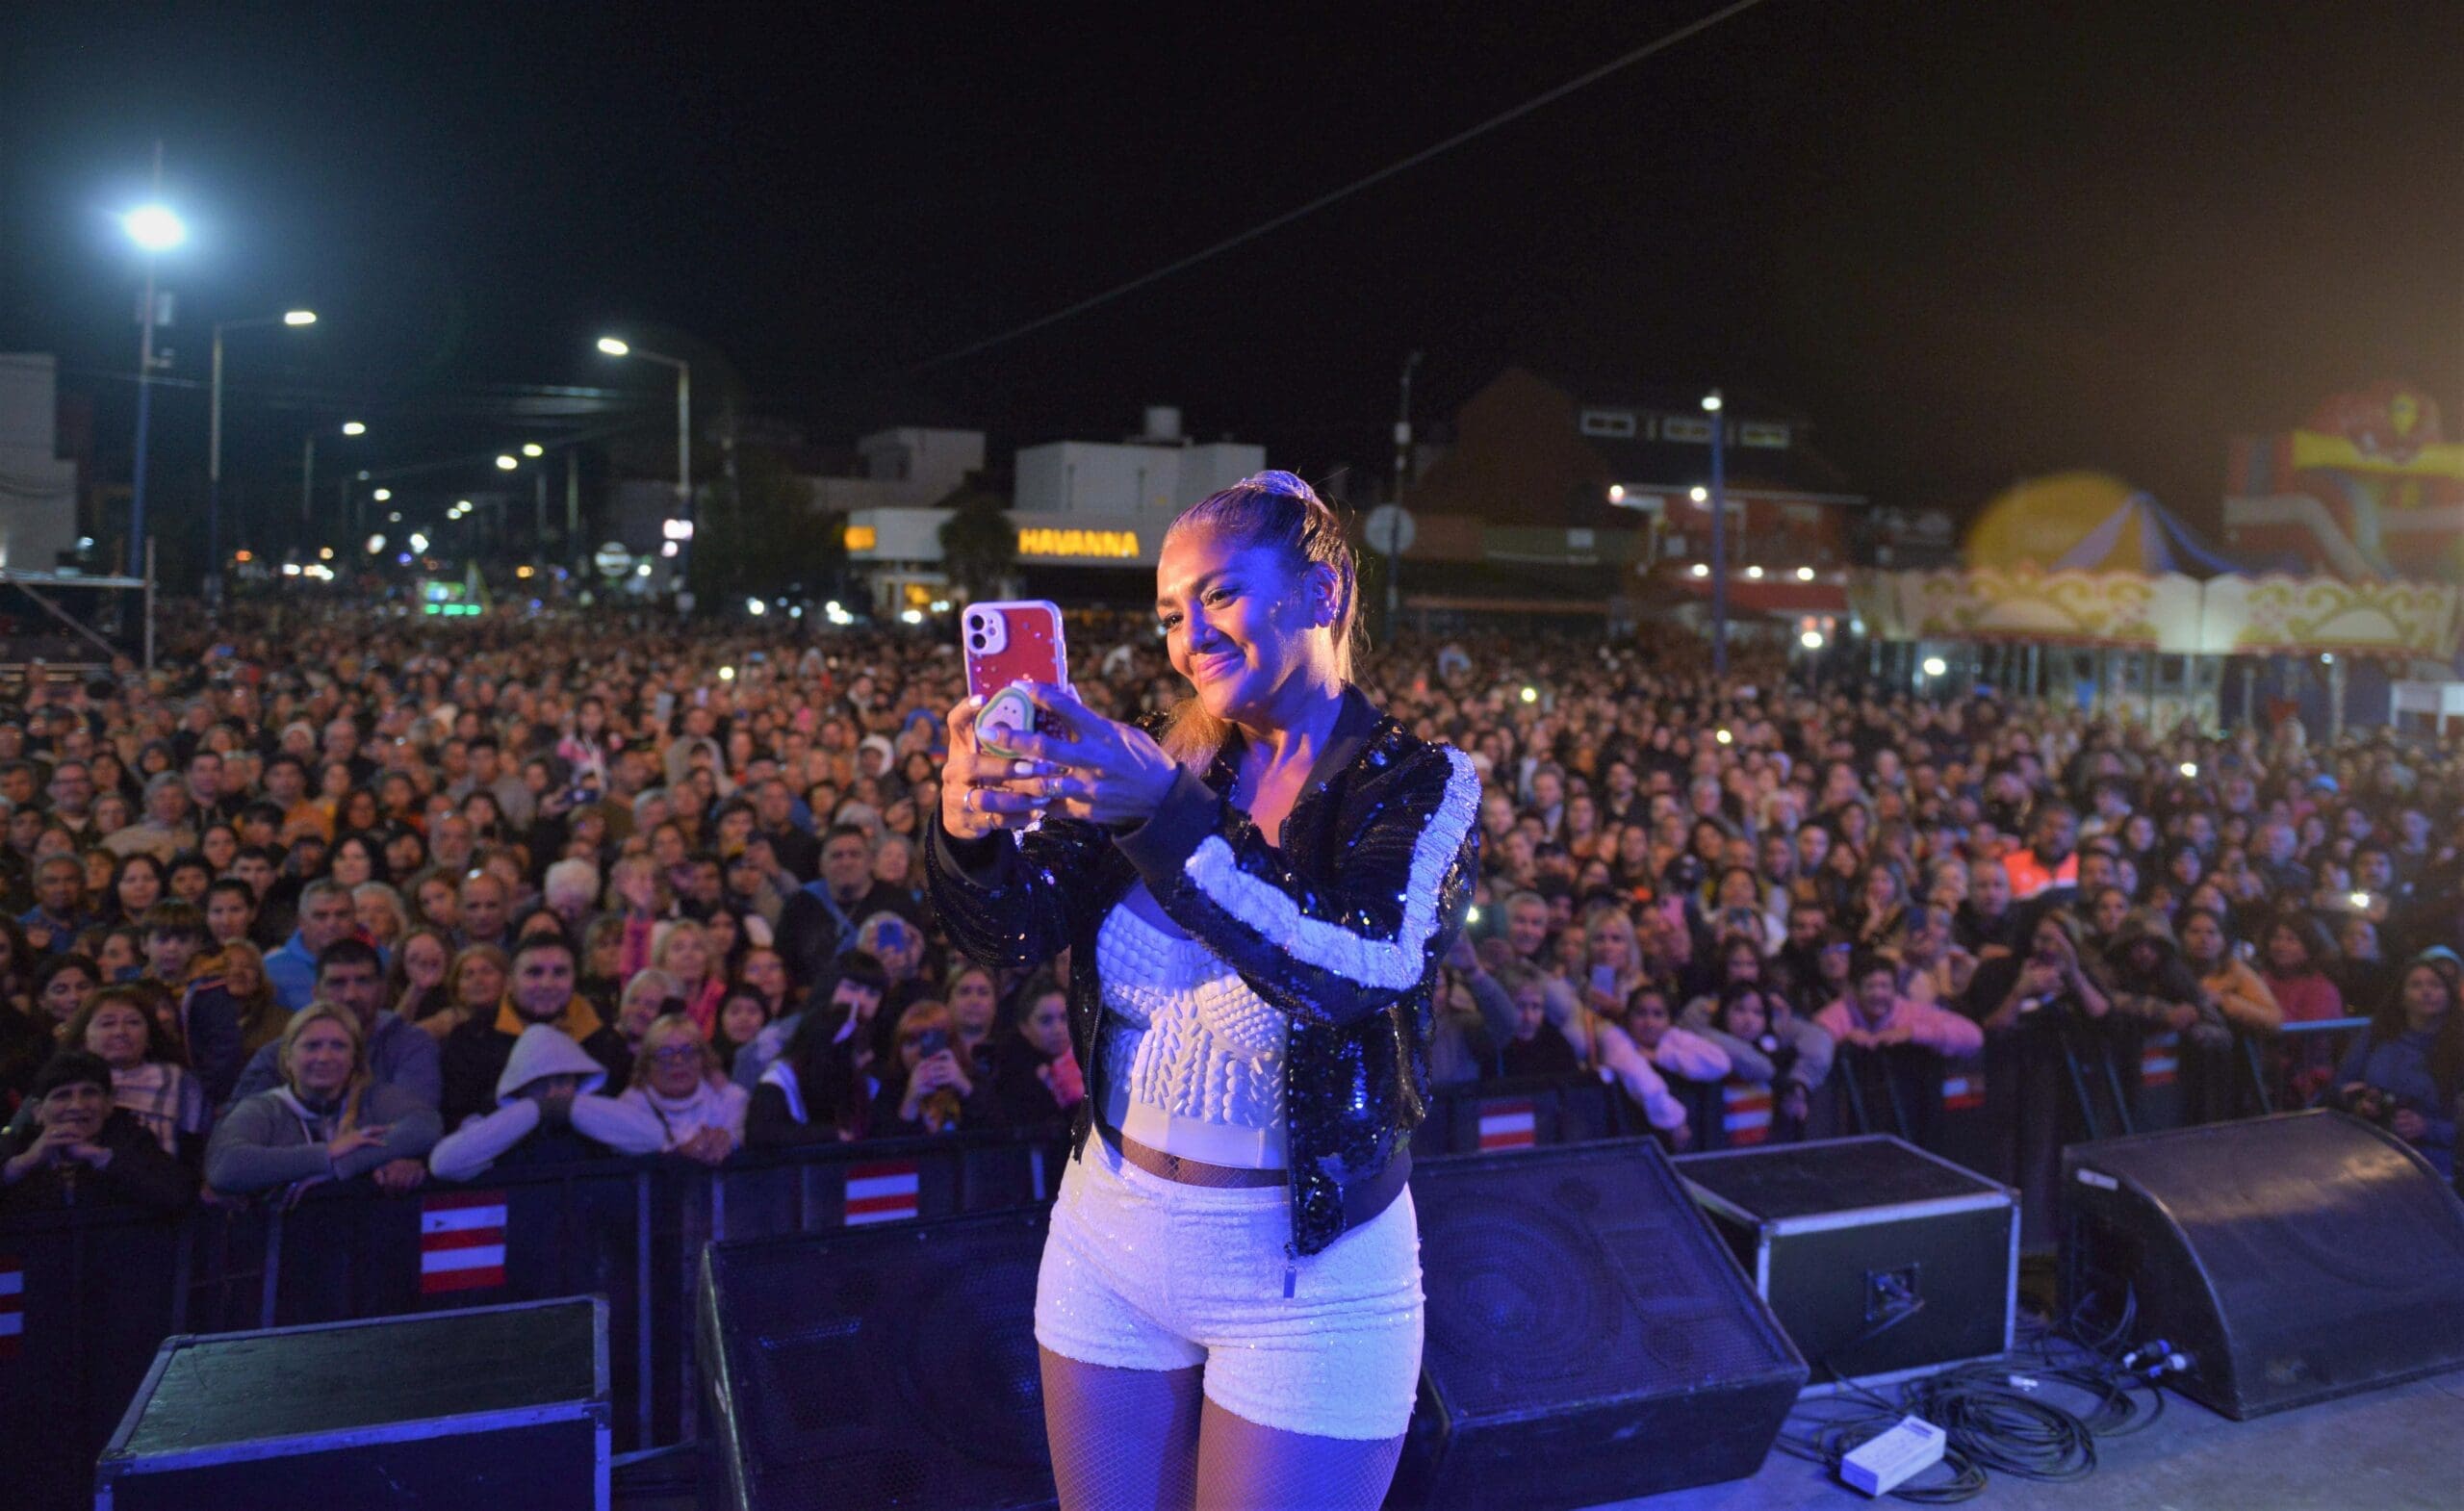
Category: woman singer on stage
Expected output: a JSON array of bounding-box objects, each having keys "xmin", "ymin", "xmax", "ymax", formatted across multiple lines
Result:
[{"xmin": 929, "ymin": 471, "xmax": 1479, "ymax": 1510}]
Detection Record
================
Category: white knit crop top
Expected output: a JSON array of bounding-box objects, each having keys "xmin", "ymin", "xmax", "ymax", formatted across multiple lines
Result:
[{"xmin": 1095, "ymin": 886, "xmax": 1289, "ymax": 1168}]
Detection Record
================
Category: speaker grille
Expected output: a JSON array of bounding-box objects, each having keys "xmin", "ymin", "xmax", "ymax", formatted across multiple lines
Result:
[
  {"xmin": 702, "ymin": 1211, "xmax": 1055, "ymax": 1510},
  {"xmin": 2066, "ymin": 1112, "xmax": 2464, "ymax": 1419},
  {"xmin": 1416, "ymin": 1142, "xmax": 1801, "ymax": 1421}
]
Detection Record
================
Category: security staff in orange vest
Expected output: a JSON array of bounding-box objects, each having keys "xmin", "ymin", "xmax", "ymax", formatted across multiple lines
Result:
[{"xmin": 2002, "ymin": 802, "xmax": 2081, "ymax": 914}]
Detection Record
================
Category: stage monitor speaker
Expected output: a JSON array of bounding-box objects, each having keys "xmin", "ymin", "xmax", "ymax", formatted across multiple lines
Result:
[
  {"xmin": 696, "ymin": 1209, "xmax": 1053, "ymax": 1511},
  {"xmin": 1390, "ymin": 1137, "xmax": 1808, "ymax": 1511},
  {"xmin": 95, "ymin": 1296, "xmax": 606, "ymax": 1511},
  {"xmin": 2062, "ymin": 1110, "xmax": 2464, "ymax": 1420}
]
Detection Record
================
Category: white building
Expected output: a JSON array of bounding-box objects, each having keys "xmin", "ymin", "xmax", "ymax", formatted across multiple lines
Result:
[
  {"xmin": 846, "ymin": 407, "xmax": 1264, "ymax": 614},
  {"xmin": 0, "ymin": 355, "xmax": 80, "ymax": 574},
  {"xmin": 1014, "ymin": 407, "xmax": 1264, "ymax": 521}
]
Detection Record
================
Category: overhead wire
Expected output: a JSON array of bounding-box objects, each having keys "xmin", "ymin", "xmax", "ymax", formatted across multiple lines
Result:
[{"xmin": 902, "ymin": 0, "xmax": 1782, "ymax": 373}]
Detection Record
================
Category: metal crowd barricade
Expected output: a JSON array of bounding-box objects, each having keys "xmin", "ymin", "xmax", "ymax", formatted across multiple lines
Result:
[
  {"xmin": 1415, "ymin": 1073, "xmax": 1638, "ymax": 1157},
  {"xmin": 0, "ymin": 1123, "xmax": 1077, "ymax": 1510},
  {"xmin": 2262, "ymin": 1015, "xmax": 2375, "ymax": 1111},
  {"xmin": 0, "ymin": 1206, "xmax": 190, "ymax": 1511}
]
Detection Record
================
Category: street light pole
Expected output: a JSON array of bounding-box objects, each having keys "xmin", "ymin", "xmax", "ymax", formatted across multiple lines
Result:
[
  {"xmin": 1389, "ymin": 349, "xmax": 1420, "ymax": 637},
  {"xmin": 126, "ymin": 141, "xmax": 175, "ymax": 578},
  {"xmin": 300, "ymin": 432, "xmax": 315, "ymax": 526},
  {"xmin": 208, "ymin": 324, "xmax": 223, "ymax": 584},
  {"xmin": 1706, "ymin": 388, "xmax": 1728, "ymax": 678},
  {"xmin": 597, "ymin": 338, "xmax": 692, "ymax": 587},
  {"xmin": 208, "ymin": 309, "xmax": 314, "ymax": 601}
]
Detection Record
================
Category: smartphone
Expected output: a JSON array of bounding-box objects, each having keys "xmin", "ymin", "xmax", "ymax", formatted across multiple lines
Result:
[
  {"xmin": 962, "ymin": 601, "xmax": 1068, "ymax": 757},
  {"xmin": 912, "ymin": 1027, "xmax": 949, "ymax": 1059},
  {"xmin": 1589, "ymin": 964, "xmax": 1619, "ymax": 998}
]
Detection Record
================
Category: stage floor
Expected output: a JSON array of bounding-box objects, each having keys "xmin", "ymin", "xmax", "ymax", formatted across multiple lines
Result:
[
  {"xmin": 612, "ymin": 1366, "xmax": 2464, "ymax": 1509},
  {"xmin": 1598, "ymin": 1368, "xmax": 2464, "ymax": 1511}
]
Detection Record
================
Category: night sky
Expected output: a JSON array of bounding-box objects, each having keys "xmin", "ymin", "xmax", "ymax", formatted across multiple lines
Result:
[{"xmin": 4, "ymin": 0, "xmax": 2458, "ymax": 530}]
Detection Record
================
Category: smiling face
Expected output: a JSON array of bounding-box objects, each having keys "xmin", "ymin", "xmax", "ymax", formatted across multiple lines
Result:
[
  {"xmin": 643, "ymin": 1024, "xmax": 709, "ymax": 1098},
  {"xmin": 34, "ymin": 1078, "xmax": 108, "ymax": 1142},
  {"xmin": 287, "ymin": 1016, "xmax": 357, "ymax": 1098},
  {"xmin": 510, "ymin": 946, "xmax": 576, "ymax": 1022},
  {"xmin": 1155, "ymin": 533, "xmax": 1335, "ymax": 727},
  {"xmin": 40, "ymin": 965, "xmax": 94, "ymax": 1025}
]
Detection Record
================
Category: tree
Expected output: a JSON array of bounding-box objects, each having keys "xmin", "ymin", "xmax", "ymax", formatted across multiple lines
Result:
[
  {"xmin": 937, "ymin": 482, "xmax": 1015, "ymax": 603},
  {"xmin": 690, "ymin": 446, "xmax": 843, "ymax": 606}
]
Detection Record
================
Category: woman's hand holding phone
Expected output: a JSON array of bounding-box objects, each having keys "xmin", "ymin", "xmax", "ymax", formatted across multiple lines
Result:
[
  {"xmin": 941, "ymin": 694, "xmax": 1060, "ymax": 840},
  {"xmin": 998, "ymin": 683, "xmax": 1177, "ymax": 829}
]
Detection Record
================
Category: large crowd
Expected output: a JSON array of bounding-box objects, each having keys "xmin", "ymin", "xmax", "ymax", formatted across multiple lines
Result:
[{"xmin": 1, "ymin": 605, "xmax": 2458, "ymax": 1243}]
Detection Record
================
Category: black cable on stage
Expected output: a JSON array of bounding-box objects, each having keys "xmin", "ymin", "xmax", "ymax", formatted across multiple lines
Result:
[{"xmin": 1773, "ymin": 1283, "xmax": 2166, "ymax": 1501}]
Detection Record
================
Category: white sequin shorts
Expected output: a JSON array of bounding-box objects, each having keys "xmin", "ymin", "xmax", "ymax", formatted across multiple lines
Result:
[{"xmin": 1033, "ymin": 1132, "xmax": 1425, "ymax": 1441}]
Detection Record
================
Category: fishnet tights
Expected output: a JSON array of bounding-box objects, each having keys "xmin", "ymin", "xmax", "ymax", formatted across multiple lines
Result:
[{"xmin": 1040, "ymin": 1348, "xmax": 1406, "ymax": 1511}]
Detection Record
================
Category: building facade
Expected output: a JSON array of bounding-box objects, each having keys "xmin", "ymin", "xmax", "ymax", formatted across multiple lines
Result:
[
  {"xmin": 0, "ymin": 355, "xmax": 81, "ymax": 575},
  {"xmin": 843, "ymin": 407, "xmax": 1263, "ymax": 615}
]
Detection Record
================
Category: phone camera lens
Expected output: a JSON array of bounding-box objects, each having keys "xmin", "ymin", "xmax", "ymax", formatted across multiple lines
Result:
[{"xmin": 968, "ymin": 633, "xmax": 986, "ymax": 650}]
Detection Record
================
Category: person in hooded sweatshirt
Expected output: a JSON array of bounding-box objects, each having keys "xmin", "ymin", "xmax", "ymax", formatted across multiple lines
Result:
[
  {"xmin": 439, "ymin": 935, "xmax": 631, "ymax": 1128},
  {"xmin": 205, "ymin": 1002, "xmax": 442, "ymax": 1196},
  {"xmin": 426, "ymin": 1021, "xmax": 665, "ymax": 1181}
]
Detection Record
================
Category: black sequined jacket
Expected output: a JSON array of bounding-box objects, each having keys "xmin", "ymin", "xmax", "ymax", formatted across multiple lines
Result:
[{"xmin": 927, "ymin": 685, "xmax": 1479, "ymax": 1256}]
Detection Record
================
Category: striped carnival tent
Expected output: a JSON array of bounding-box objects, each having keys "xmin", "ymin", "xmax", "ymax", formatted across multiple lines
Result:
[{"xmin": 1965, "ymin": 472, "xmax": 2243, "ymax": 577}]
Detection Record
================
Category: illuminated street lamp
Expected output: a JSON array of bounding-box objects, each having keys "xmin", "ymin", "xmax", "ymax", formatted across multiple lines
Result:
[
  {"xmin": 122, "ymin": 205, "xmax": 187, "ymax": 253},
  {"xmin": 496, "ymin": 454, "xmax": 519, "ymax": 471},
  {"xmin": 208, "ymin": 307, "xmax": 317, "ymax": 599},
  {"xmin": 301, "ymin": 420, "xmax": 368, "ymax": 526},
  {"xmin": 122, "ymin": 162, "xmax": 188, "ymax": 576},
  {"xmin": 522, "ymin": 443, "xmax": 544, "ymax": 458},
  {"xmin": 1704, "ymin": 388, "xmax": 1728, "ymax": 676},
  {"xmin": 598, "ymin": 335, "xmax": 692, "ymax": 582}
]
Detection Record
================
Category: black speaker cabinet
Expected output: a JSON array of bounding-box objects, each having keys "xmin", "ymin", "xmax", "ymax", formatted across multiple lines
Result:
[
  {"xmin": 94, "ymin": 1296, "xmax": 606, "ymax": 1511},
  {"xmin": 1679, "ymin": 1135, "xmax": 2016, "ymax": 1388},
  {"xmin": 1391, "ymin": 1138, "xmax": 1807, "ymax": 1511},
  {"xmin": 2062, "ymin": 1110, "xmax": 2464, "ymax": 1420},
  {"xmin": 697, "ymin": 1208, "xmax": 1053, "ymax": 1511}
]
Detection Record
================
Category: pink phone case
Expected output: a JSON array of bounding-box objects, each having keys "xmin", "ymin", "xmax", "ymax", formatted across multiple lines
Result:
[
  {"xmin": 962, "ymin": 602, "xmax": 1069, "ymax": 755},
  {"xmin": 962, "ymin": 601, "xmax": 1067, "ymax": 700}
]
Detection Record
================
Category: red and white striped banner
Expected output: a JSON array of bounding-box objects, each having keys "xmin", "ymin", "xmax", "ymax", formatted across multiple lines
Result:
[
  {"xmin": 2141, "ymin": 1032, "xmax": 2179, "ymax": 1088},
  {"xmin": 1941, "ymin": 1074, "xmax": 1985, "ymax": 1112},
  {"xmin": 0, "ymin": 1257, "xmax": 20, "ymax": 1358},
  {"xmin": 1722, "ymin": 1082, "xmax": 1772, "ymax": 1145},
  {"xmin": 844, "ymin": 1160, "xmax": 920, "ymax": 1225},
  {"xmin": 420, "ymin": 1191, "xmax": 508, "ymax": 1294},
  {"xmin": 1476, "ymin": 1101, "xmax": 1537, "ymax": 1153}
]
